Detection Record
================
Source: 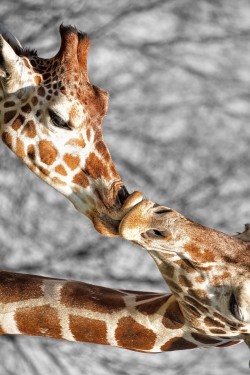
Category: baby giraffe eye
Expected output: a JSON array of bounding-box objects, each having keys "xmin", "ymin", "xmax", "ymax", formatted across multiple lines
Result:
[
  {"xmin": 48, "ymin": 108, "xmax": 72, "ymax": 131},
  {"xmin": 229, "ymin": 293, "xmax": 243, "ymax": 321},
  {"xmin": 146, "ymin": 229, "xmax": 166, "ymax": 238}
]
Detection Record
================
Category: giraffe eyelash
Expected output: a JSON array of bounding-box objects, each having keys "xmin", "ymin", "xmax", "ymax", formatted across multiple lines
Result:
[
  {"xmin": 146, "ymin": 229, "xmax": 167, "ymax": 238},
  {"xmin": 48, "ymin": 108, "xmax": 72, "ymax": 131}
]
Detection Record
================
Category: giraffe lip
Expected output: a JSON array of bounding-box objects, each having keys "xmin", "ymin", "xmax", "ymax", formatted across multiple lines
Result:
[{"xmin": 92, "ymin": 214, "xmax": 120, "ymax": 237}]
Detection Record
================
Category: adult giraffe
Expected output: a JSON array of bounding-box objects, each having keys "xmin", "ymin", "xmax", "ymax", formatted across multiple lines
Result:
[{"xmin": 0, "ymin": 24, "xmax": 142, "ymax": 237}]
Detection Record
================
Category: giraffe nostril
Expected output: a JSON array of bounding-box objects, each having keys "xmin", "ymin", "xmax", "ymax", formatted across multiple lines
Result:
[{"xmin": 115, "ymin": 185, "xmax": 129, "ymax": 208}]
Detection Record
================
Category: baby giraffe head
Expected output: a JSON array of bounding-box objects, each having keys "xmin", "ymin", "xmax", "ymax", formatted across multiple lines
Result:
[
  {"xmin": 0, "ymin": 25, "xmax": 141, "ymax": 235},
  {"xmin": 120, "ymin": 199, "xmax": 250, "ymax": 349}
]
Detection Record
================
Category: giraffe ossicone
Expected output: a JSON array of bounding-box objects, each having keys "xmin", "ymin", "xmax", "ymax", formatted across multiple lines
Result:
[{"xmin": 0, "ymin": 24, "xmax": 142, "ymax": 236}]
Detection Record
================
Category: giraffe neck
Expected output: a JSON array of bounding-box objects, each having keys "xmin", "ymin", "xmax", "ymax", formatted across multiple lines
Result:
[{"xmin": 0, "ymin": 271, "xmax": 240, "ymax": 351}]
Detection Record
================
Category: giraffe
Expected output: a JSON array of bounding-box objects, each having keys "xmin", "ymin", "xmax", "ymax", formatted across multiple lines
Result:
[
  {"xmin": 119, "ymin": 199, "xmax": 250, "ymax": 351},
  {"xmin": 0, "ymin": 270, "xmax": 240, "ymax": 351},
  {"xmin": 0, "ymin": 24, "xmax": 142, "ymax": 237},
  {"xmin": 0, "ymin": 24, "xmax": 248, "ymax": 362}
]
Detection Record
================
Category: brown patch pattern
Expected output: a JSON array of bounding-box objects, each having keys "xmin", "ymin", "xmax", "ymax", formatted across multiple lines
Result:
[
  {"xmin": 2, "ymin": 132, "xmax": 13, "ymax": 149},
  {"xmin": 212, "ymin": 272, "xmax": 231, "ymax": 287},
  {"xmin": 21, "ymin": 120, "xmax": 36, "ymax": 138},
  {"xmin": 16, "ymin": 138, "xmax": 25, "ymax": 159},
  {"xmin": 161, "ymin": 337, "xmax": 197, "ymax": 351},
  {"xmin": 73, "ymin": 170, "xmax": 89, "ymax": 188},
  {"xmin": 165, "ymin": 280, "xmax": 183, "ymax": 293},
  {"xmin": 11, "ymin": 115, "xmax": 25, "ymax": 131},
  {"xmin": 204, "ymin": 317, "xmax": 224, "ymax": 328},
  {"xmin": 188, "ymin": 289, "xmax": 210, "ymax": 305},
  {"xmin": 60, "ymin": 282, "xmax": 126, "ymax": 313},
  {"xmin": 115, "ymin": 317, "xmax": 156, "ymax": 351},
  {"xmin": 209, "ymin": 328, "xmax": 226, "ymax": 334},
  {"xmin": 63, "ymin": 154, "xmax": 80, "ymax": 170},
  {"xmin": 191, "ymin": 332, "xmax": 221, "ymax": 345},
  {"xmin": 34, "ymin": 76, "xmax": 41, "ymax": 85},
  {"xmin": 4, "ymin": 110, "xmax": 16, "ymax": 123},
  {"xmin": 175, "ymin": 259, "xmax": 196, "ymax": 273},
  {"xmin": 0, "ymin": 272, "xmax": 43, "ymax": 303},
  {"xmin": 37, "ymin": 86, "xmax": 45, "ymax": 97},
  {"xmin": 184, "ymin": 243, "xmax": 215, "ymax": 263},
  {"xmin": 136, "ymin": 295, "xmax": 171, "ymax": 315},
  {"xmin": 162, "ymin": 299, "xmax": 185, "ymax": 329},
  {"xmin": 4, "ymin": 101, "xmax": 15, "ymax": 108},
  {"xmin": 31, "ymin": 96, "xmax": 38, "ymax": 106},
  {"xmin": 85, "ymin": 152, "xmax": 109, "ymax": 180},
  {"xmin": 66, "ymin": 137, "xmax": 86, "ymax": 148},
  {"xmin": 15, "ymin": 305, "xmax": 62, "ymax": 338},
  {"xmin": 39, "ymin": 140, "xmax": 58, "ymax": 165},
  {"xmin": 52, "ymin": 177, "xmax": 66, "ymax": 185},
  {"xmin": 184, "ymin": 296, "xmax": 209, "ymax": 314},
  {"xmin": 95, "ymin": 140, "xmax": 111, "ymax": 161},
  {"xmin": 38, "ymin": 166, "xmax": 50, "ymax": 176},
  {"xmin": 21, "ymin": 103, "xmax": 32, "ymax": 114},
  {"xmin": 0, "ymin": 324, "xmax": 6, "ymax": 334},
  {"xmin": 27, "ymin": 144, "xmax": 36, "ymax": 160},
  {"xmin": 178, "ymin": 275, "xmax": 192, "ymax": 288},
  {"xmin": 55, "ymin": 165, "xmax": 67, "ymax": 176},
  {"xmin": 69, "ymin": 315, "xmax": 108, "ymax": 345},
  {"xmin": 159, "ymin": 263, "xmax": 175, "ymax": 279}
]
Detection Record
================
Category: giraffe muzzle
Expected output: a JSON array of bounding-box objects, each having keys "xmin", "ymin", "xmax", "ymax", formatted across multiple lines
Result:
[{"xmin": 92, "ymin": 191, "xmax": 143, "ymax": 237}]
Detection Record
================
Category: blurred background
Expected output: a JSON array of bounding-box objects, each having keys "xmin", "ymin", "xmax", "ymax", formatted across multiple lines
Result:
[{"xmin": 0, "ymin": 0, "xmax": 250, "ymax": 374}]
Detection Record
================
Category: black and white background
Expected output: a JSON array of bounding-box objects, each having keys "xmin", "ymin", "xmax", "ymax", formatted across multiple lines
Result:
[{"xmin": 0, "ymin": 1, "xmax": 250, "ymax": 374}]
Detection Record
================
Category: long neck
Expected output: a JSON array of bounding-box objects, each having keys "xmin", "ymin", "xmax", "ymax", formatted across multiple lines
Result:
[{"xmin": 0, "ymin": 271, "xmax": 240, "ymax": 352}]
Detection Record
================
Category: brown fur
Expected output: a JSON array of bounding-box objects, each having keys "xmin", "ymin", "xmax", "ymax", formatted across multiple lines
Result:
[
  {"xmin": 21, "ymin": 120, "xmax": 36, "ymax": 138},
  {"xmin": 69, "ymin": 315, "xmax": 108, "ymax": 345},
  {"xmin": 115, "ymin": 317, "xmax": 156, "ymax": 351},
  {"xmin": 0, "ymin": 273, "xmax": 43, "ymax": 303},
  {"xmin": 39, "ymin": 140, "xmax": 58, "ymax": 165},
  {"xmin": 162, "ymin": 300, "xmax": 185, "ymax": 329},
  {"xmin": 161, "ymin": 337, "xmax": 197, "ymax": 351},
  {"xmin": 63, "ymin": 154, "xmax": 80, "ymax": 170},
  {"xmin": 15, "ymin": 305, "xmax": 62, "ymax": 338},
  {"xmin": 60, "ymin": 282, "xmax": 126, "ymax": 313},
  {"xmin": 73, "ymin": 171, "xmax": 89, "ymax": 188}
]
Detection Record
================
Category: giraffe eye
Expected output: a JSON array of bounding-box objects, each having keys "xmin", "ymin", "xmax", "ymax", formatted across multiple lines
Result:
[
  {"xmin": 154, "ymin": 209, "xmax": 172, "ymax": 215},
  {"xmin": 48, "ymin": 109, "xmax": 72, "ymax": 131},
  {"xmin": 229, "ymin": 293, "xmax": 243, "ymax": 321},
  {"xmin": 146, "ymin": 229, "xmax": 166, "ymax": 238}
]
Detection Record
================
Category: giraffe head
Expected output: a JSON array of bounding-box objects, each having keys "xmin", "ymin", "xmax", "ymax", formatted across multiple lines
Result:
[
  {"xmin": 120, "ymin": 199, "xmax": 250, "ymax": 348},
  {"xmin": 0, "ymin": 25, "xmax": 141, "ymax": 236}
]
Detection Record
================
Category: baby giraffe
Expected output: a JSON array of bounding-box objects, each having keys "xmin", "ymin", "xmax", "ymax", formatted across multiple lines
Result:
[{"xmin": 120, "ymin": 199, "xmax": 250, "ymax": 352}]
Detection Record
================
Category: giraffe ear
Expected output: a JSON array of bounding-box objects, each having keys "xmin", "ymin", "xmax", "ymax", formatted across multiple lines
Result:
[{"xmin": 0, "ymin": 34, "xmax": 19, "ymax": 79}]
